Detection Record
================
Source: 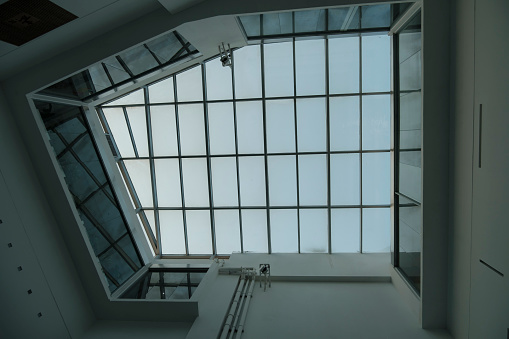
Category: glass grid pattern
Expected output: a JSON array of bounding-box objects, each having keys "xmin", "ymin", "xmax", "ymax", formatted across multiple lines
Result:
[{"xmin": 100, "ymin": 35, "xmax": 391, "ymax": 256}]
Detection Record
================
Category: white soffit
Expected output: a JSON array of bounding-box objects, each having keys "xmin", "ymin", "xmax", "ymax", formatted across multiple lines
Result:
[
  {"xmin": 50, "ymin": 0, "xmax": 119, "ymax": 17},
  {"xmin": 0, "ymin": 41, "xmax": 16, "ymax": 58},
  {"xmin": 157, "ymin": 0, "xmax": 207, "ymax": 14}
]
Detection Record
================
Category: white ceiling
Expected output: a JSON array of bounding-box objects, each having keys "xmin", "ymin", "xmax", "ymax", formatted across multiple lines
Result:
[{"xmin": 157, "ymin": 0, "xmax": 207, "ymax": 14}]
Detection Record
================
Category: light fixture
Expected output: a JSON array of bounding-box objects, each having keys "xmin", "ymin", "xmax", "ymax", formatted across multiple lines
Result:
[{"xmin": 218, "ymin": 42, "xmax": 232, "ymax": 68}]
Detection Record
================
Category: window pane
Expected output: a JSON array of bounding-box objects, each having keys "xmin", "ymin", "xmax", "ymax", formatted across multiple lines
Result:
[
  {"xmin": 331, "ymin": 208, "xmax": 360, "ymax": 252},
  {"xmin": 361, "ymin": 4, "xmax": 391, "ymax": 29},
  {"xmin": 300, "ymin": 209, "xmax": 328, "ymax": 253},
  {"xmin": 362, "ymin": 153, "xmax": 390, "ymax": 205},
  {"xmin": 262, "ymin": 12, "xmax": 292, "ymax": 35},
  {"xmin": 234, "ymin": 45, "xmax": 262, "ymax": 99},
  {"xmin": 126, "ymin": 107, "xmax": 149, "ymax": 157},
  {"xmin": 160, "ymin": 210, "xmax": 186, "ymax": 254},
  {"xmin": 362, "ymin": 35, "xmax": 390, "ymax": 93},
  {"xmin": 362, "ymin": 208, "xmax": 390, "ymax": 252},
  {"xmin": 330, "ymin": 154, "xmax": 360, "ymax": 205},
  {"xmin": 239, "ymin": 15, "xmax": 261, "ymax": 37},
  {"xmin": 124, "ymin": 160, "xmax": 153, "ymax": 207},
  {"xmin": 329, "ymin": 36, "xmax": 359, "ymax": 94},
  {"xmin": 295, "ymin": 9, "xmax": 326, "ymax": 33},
  {"xmin": 182, "ymin": 158, "xmax": 209, "ymax": 207},
  {"xmin": 214, "ymin": 210, "xmax": 241, "ymax": 254},
  {"xmin": 205, "ymin": 57, "xmax": 233, "ymax": 100},
  {"xmin": 330, "ymin": 96, "xmax": 360, "ymax": 151},
  {"xmin": 266, "ymin": 99, "xmax": 295, "ymax": 153},
  {"xmin": 186, "ymin": 210, "xmax": 212, "ymax": 254},
  {"xmin": 178, "ymin": 104, "xmax": 206, "ymax": 155},
  {"xmin": 295, "ymin": 39, "xmax": 325, "ymax": 95},
  {"xmin": 268, "ymin": 155, "xmax": 297, "ymax": 206},
  {"xmin": 103, "ymin": 108, "xmax": 135, "ymax": 157},
  {"xmin": 270, "ymin": 209, "xmax": 298, "ymax": 253},
  {"xmin": 144, "ymin": 209, "xmax": 157, "ymax": 239},
  {"xmin": 298, "ymin": 155, "xmax": 327, "ymax": 206},
  {"xmin": 208, "ymin": 102, "xmax": 235, "ymax": 155},
  {"xmin": 264, "ymin": 42, "xmax": 294, "ymax": 97},
  {"xmin": 150, "ymin": 105, "xmax": 178, "ymax": 156},
  {"xmin": 104, "ymin": 89, "xmax": 144, "ymax": 106},
  {"xmin": 118, "ymin": 46, "xmax": 158, "ymax": 75},
  {"xmin": 149, "ymin": 77, "xmax": 174, "ymax": 103},
  {"xmin": 236, "ymin": 101, "xmax": 264, "ymax": 154},
  {"xmin": 297, "ymin": 98, "xmax": 326, "ymax": 152},
  {"xmin": 241, "ymin": 209, "xmax": 268, "ymax": 252},
  {"xmin": 239, "ymin": 156, "xmax": 266, "ymax": 206},
  {"xmin": 211, "ymin": 157, "xmax": 238, "ymax": 207},
  {"xmin": 362, "ymin": 95, "xmax": 390, "ymax": 150},
  {"xmin": 154, "ymin": 159, "xmax": 181, "ymax": 207},
  {"xmin": 177, "ymin": 66, "xmax": 203, "ymax": 102}
]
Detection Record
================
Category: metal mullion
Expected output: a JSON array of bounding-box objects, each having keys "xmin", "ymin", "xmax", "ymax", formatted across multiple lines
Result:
[
  {"xmin": 260, "ymin": 41, "xmax": 272, "ymax": 254},
  {"xmin": 77, "ymin": 181, "xmax": 109, "ymax": 207},
  {"xmin": 159, "ymin": 272, "xmax": 165, "ymax": 299},
  {"xmin": 154, "ymin": 205, "xmax": 391, "ymax": 211},
  {"xmin": 144, "ymin": 44, "xmax": 162, "ymax": 65},
  {"xmin": 393, "ymin": 33, "xmax": 401, "ymax": 267},
  {"xmin": 187, "ymin": 272, "xmax": 192, "ymax": 298},
  {"xmin": 201, "ymin": 64, "xmax": 217, "ymax": 255},
  {"xmin": 174, "ymin": 31, "xmax": 192, "ymax": 54},
  {"xmin": 246, "ymin": 27, "xmax": 390, "ymax": 41},
  {"xmin": 292, "ymin": 37, "xmax": 301, "ymax": 254},
  {"xmin": 118, "ymin": 161, "xmax": 143, "ymax": 209},
  {"xmin": 103, "ymin": 269, "xmax": 121, "ymax": 288},
  {"xmin": 174, "ymin": 76, "xmax": 190, "ymax": 255},
  {"xmin": 123, "ymin": 106, "xmax": 139, "ymax": 158},
  {"xmin": 231, "ymin": 50, "xmax": 244, "ymax": 253},
  {"xmin": 56, "ymin": 131, "xmax": 88, "ymax": 159},
  {"xmin": 115, "ymin": 56, "xmax": 135, "ymax": 78},
  {"xmin": 359, "ymin": 32, "xmax": 363, "ymax": 253},
  {"xmin": 325, "ymin": 36, "xmax": 332, "ymax": 254},
  {"xmin": 101, "ymin": 62, "xmax": 115, "ymax": 86},
  {"xmin": 144, "ymin": 87, "xmax": 162, "ymax": 254}
]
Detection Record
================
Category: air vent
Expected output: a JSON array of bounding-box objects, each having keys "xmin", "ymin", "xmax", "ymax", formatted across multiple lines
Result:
[{"xmin": 0, "ymin": 0, "xmax": 77, "ymax": 46}]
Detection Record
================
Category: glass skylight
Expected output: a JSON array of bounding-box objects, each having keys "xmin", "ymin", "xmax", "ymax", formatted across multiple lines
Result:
[{"xmin": 99, "ymin": 33, "xmax": 392, "ymax": 256}]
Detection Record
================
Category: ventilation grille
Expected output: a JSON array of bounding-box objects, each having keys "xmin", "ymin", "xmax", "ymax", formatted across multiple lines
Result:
[{"xmin": 0, "ymin": 0, "xmax": 77, "ymax": 46}]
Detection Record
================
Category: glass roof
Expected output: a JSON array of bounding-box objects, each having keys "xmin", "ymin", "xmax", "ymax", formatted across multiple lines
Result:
[{"xmin": 98, "ymin": 33, "xmax": 392, "ymax": 256}]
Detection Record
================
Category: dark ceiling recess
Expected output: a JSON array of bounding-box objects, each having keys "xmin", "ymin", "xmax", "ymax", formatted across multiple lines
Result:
[{"xmin": 0, "ymin": 0, "xmax": 78, "ymax": 46}]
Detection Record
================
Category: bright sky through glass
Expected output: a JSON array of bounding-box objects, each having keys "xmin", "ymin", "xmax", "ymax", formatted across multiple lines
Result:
[{"xmin": 101, "ymin": 34, "xmax": 392, "ymax": 256}]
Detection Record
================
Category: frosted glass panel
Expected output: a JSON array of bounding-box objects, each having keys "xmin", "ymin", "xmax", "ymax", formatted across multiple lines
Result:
[
  {"xmin": 362, "ymin": 95, "xmax": 390, "ymax": 150},
  {"xmin": 331, "ymin": 208, "xmax": 360, "ymax": 252},
  {"xmin": 205, "ymin": 57, "xmax": 233, "ymax": 100},
  {"xmin": 300, "ymin": 209, "xmax": 328, "ymax": 253},
  {"xmin": 234, "ymin": 45, "xmax": 262, "ymax": 99},
  {"xmin": 362, "ymin": 35, "xmax": 390, "ymax": 93},
  {"xmin": 270, "ymin": 209, "xmax": 298, "ymax": 253},
  {"xmin": 330, "ymin": 96, "xmax": 360, "ymax": 151},
  {"xmin": 149, "ymin": 77, "xmax": 174, "ymax": 103},
  {"xmin": 154, "ymin": 159, "xmax": 181, "ymax": 207},
  {"xmin": 298, "ymin": 155, "xmax": 327, "ymax": 206},
  {"xmin": 126, "ymin": 107, "xmax": 149, "ymax": 157},
  {"xmin": 144, "ymin": 210, "xmax": 157, "ymax": 240},
  {"xmin": 124, "ymin": 160, "xmax": 153, "ymax": 207},
  {"xmin": 268, "ymin": 155, "xmax": 297, "ymax": 206},
  {"xmin": 176, "ymin": 66, "xmax": 203, "ymax": 102},
  {"xmin": 214, "ymin": 210, "xmax": 241, "ymax": 254},
  {"xmin": 363, "ymin": 208, "xmax": 390, "ymax": 252},
  {"xmin": 329, "ymin": 36, "xmax": 359, "ymax": 94},
  {"xmin": 182, "ymin": 158, "xmax": 209, "ymax": 207},
  {"xmin": 362, "ymin": 153, "xmax": 390, "ymax": 205},
  {"xmin": 239, "ymin": 156, "xmax": 266, "ymax": 206},
  {"xmin": 236, "ymin": 101, "xmax": 264, "ymax": 154},
  {"xmin": 211, "ymin": 157, "xmax": 238, "ymax": 207},
  {"xmin": 150, "ymin": 105, "xmax": 178, "ymax": 156},
  {"xmin": 178, "ymin": 104, "xmax": 206, "ymax": 155},
  {"xmin": 160, "ymin": 210, "xmax": 186, "ymax": 254},
  {"xmin": 104, "ymin": 89, "xmax": 144, "ymax": 106},
  {"xmin": 264, "ymin": 42, "xmax": 294, "ymax": 97},
  {"xmin": 103, "ymin": 108, "xmax": 135, "ymax": 157},
  {"xmin": 295, "ymin": 39, "xmax": 325, "ymax": 95},
  {"xmin": 297, "ymin": 98, "xmax": 326, "ymax": 152},
  {"xmin": 330, "ymin": 154, "xmax": 360, "ymax": 205},
  {"xmin": 186, "ymin": 210, "xmax": 212, "ymax": 254},
  {"xmin": 241, "ymin": 209, "xmax": 268, "ymax": 253},
  {"xmin": 208, "ymin": 102, "xmax": 235, "ymax": 155},
  {"xmin": 266, "ymin": 99, "xmax": 295, "ymax": 153}
]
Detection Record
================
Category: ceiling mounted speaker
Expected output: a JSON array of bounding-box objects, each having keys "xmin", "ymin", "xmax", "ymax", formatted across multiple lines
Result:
[{"xmin": 0, "ymin": 0, "xmax": 77, "ymax": 46}]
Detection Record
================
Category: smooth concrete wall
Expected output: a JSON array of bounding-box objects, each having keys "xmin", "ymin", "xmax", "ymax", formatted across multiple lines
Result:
[
  {"xmin": 420, "ymin": 0, "xmax": 450, "ymax": 329},
  {"xmin": 0, "ymin": 87, "xmax": 95, "ymax": 337},
  {"xmin": 447, "ymin": 0, "xmax": 475, "ymax": 337}
]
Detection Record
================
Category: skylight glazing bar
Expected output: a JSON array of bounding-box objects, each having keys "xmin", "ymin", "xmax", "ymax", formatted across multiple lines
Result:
[
  {"xmin": 101, "ymin": 62, "xmax": 115, "ymax": 87},
  {"xmin": 291, "ymin": 37, "xmax": 301, "ymax": 254},
  {"xmin": 173, "ymin": 76, "xmax": 190, "ymax": 255},
  {"xmin": 201, "ymin": 63, "xmax": 217, "ymax": 255},
  {"xmin": 115, "ymin": 55, "xmax": 135, "ymax": 78},
  {"xmin": 325, "ymin": 36, "xmax": 332, "ymax": 254},
  {"xmin": 144, "ymin": 87, "xmax": 162, "ymax": 253},
  {"xmin": 144, "ymin": 44, "xmax": 163, "ymax": 65},
  {"xmin": 123, "ymin": 106, "xmax": 139, "ymax": 158},
  {"xmin": 359, "ymin": 30, "xmax": 364, "ymax": 254},
  {"xmin": 230, "ymin": 52, "xmax": 244, "ymax": 254},
  {"xmin": 150, "ymin": 204, "xmax": 390, "ymax": 211}
]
